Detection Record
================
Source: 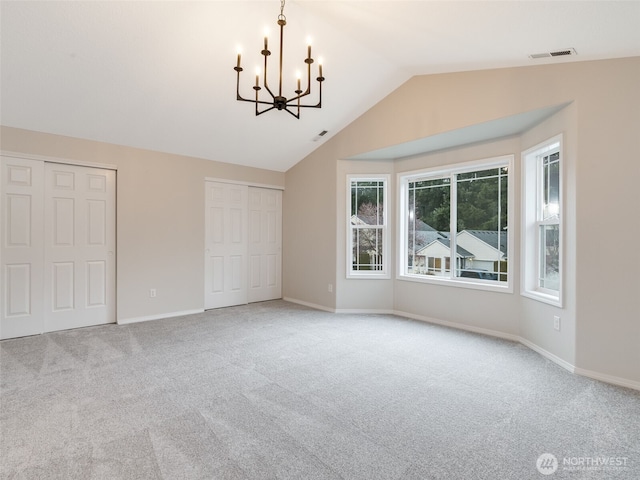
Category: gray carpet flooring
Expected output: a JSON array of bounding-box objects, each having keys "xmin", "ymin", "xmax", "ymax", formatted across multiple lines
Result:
[{"xmin": 1, "ymin": 300, "xmax": 639, "ymax": 479}]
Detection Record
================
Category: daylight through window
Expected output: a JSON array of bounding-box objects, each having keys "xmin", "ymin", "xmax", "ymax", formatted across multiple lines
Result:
[
  {"xmin": 399, "ymin": 156, "xmax": 513, "ymax": 289},
  {"xmin": 539, "ymin": 151, "xmax": 560, "ymax": 290},
  {"xmin": 348, "ymin": 176, "xmax": 389, "ymax": 277},
  {"xmin": 522, "ymin": 135, "xmax": 563, "ymax": 306}
]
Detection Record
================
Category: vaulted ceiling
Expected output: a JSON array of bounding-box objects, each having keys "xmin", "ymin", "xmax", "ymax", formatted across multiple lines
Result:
[{"xmin": 2, "ymin": 1, "xmax": 639, "ymax": 172}]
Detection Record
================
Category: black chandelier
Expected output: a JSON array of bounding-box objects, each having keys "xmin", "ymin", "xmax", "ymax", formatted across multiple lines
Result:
[{"xmin": 234, "ymin": 0, "xmax": 325, "ymax": 119}]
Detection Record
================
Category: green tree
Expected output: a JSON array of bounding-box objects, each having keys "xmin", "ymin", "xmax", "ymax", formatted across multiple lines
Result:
[{"xmin": 411, "ymin": 167, "xmax": 507, "ymax": 233}]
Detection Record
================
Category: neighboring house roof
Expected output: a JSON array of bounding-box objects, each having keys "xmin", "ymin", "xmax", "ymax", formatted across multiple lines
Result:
[
  {"xmin": 410, "ymin": 221, "xmax": 447, "ymax": 251},
  {"xmin": 412, "ymin": 230, "xmax": 443, "ymax": 251},
  {"xmin": 416, "ymin": 238, "xmax": 474, "ymax": 258},
  {"xmin": 351, "ymin": 214, "xmax": 379, "ymax": 226},
  {"xmin": 414, "ymin": 219, "xmax": 437, "ymax": 231},
  {"xmin": 462, "ymin": 230, "xmax": 508, "ymax": 256}
]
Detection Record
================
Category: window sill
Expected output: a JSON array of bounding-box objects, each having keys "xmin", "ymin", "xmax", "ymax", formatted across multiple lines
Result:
[
  {"xmin": 397, "ymin": 273, "xmax": 513, "ymax": 294},
  {"xmin": 521, "ymin": 289, "xmax": 562, "ymax": 307},
  {"xmin": 347, "ymin": 272, "xmax": 391, "ymax": 280}
]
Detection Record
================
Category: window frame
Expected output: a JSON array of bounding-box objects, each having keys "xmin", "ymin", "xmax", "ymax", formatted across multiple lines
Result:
[
  {"xmin": 346, "ymin": 174, "xmax": 390, "ymax": 279},
  {"xmin": 521, "ymin": 134, "xmax": 563, "ymax": 306},
  {"xmin": 397, "ymin": 155, "xmax": 514, "ymax": 293}
]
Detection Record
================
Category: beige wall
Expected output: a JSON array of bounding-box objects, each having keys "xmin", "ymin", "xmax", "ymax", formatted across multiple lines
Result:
[
  {"xmin": 572, "ymin": 60, "xmax": 640, "ymax": 382},
  {"xmin": 284, "ymin": 57, "xmax": 640, "ymax": 386},
  {"xmin": 282, "ymin": 139, "xmax": 338, "ymax": 309},
  {"xmin": 0, "ymin": 126, "xmax": 284, "ymax": 321}
]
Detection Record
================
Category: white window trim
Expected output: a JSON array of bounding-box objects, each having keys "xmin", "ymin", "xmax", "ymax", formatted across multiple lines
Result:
[
  {"xmin": 346, "ymin": 174, "xmax": 390, "ymax": 279},
  {"xmin": 521, "ymin": 134, "xmax": 563, "ymax": 307},
  {"xmin": 397, "ymin": 155, "xmax": 514, "ymax": 293}
]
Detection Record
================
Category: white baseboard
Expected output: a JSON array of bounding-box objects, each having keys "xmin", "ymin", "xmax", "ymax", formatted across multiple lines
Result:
[
  {"xmin": 397, "ymin": 310, "xmax": 520, "ymax": 343},
  {"xmin": 118, "ymin": 309, "xmax": 204, "ymax": 325},
  {"xmin": 518, "ymin": 337, "xmax": 575, "ymax": 373},
  {"xmin": 282, "ymin": 297, "xmax": 336, "ymax": 313},
  {"xmin": 335, "ymin": 308, "xmax": 396, "ymax": 315},
  {"xmin": 574, "ymin": 367, "xmax": 640, "ymax": 392}
]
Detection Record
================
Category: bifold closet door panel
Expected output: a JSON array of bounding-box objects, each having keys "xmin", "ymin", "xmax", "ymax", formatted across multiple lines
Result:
[
  {"xmin": 43, "ymin": 163, "xmax": 116, "ymax": 332},
  {"xmin": 0, "ymin": 157, "xmax": 45, "ymax": 339},
  {"xmin": 248, "ymin": 187, "xmax": 282, "ymax": 303},
  {"xmin": 204, "ymin": 181, "xmax": 248, "ymax": 309}
]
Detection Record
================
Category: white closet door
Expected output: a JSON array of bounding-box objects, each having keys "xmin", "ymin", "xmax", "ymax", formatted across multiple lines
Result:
[
  {"xmin": 248, "ymin": 187, "xmax": 282, "ymax": 303},
  {"xmin": 43, "ymin": 163, "xmax": 116, "ymax": 332},
  {"xmin": 204, "ymin": 181, "xmax": 248, "ymax": 309},
  {"xmin": 0, "ymin": 157, "xmax": 45, "ymax": 339}
]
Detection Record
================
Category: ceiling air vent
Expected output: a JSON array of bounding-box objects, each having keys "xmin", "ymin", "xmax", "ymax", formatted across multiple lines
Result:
[
  {"xmin": 312, "ymin": 130, "xmax": 329, "ymax": 142},
  {"xmin": 550, "ymin": 48, "xmax": 576, "ymax": 56},
  {"xmin": 529, "ymin": 48, "xmax": 577, "ymax": 59}
]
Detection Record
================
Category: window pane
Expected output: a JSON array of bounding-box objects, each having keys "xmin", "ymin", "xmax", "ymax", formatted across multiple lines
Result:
[
  {"xmin": 351, "ymin": 181, "xmax": 384, "ymax": 225},
  {"xmin": 539, "ymin": 224, "xmax": 560, "ymax": 290},
  {"xmin": 373, "ymin": 228, "xmax": 383, "ymax": 270},
  {"xmin": 352, "ymin": 227, "xmax": 383, "ymax": 271},
  {"xmin": 456, "ymin": 167, "xmax": 508, "ymax": 282},
  {"xmin": 542, "ymin": 152, "xmax": 560, "ymax": 219},
  {"xmin": 407, "ymin": 177, "xmax": 450, "ymax": 275}
]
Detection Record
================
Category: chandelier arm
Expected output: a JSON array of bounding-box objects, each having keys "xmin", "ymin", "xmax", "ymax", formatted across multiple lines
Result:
[
  {"xmin": 235, "ymin": 69, "xmax": 275, "ymax": 105},
  {"xmin": 235, "ymin": 70, "xmax": 249, "ymax": 102},
  {"xmin": 283, "ymin": 106, "xmax": 301, "ymax": 119},
  {"xmin": 255, "ymin": 105, "xmax": 278, "ymax": 116},
  {"xmin": 236, "ymin": 96, "xmax": 280, "ymax": 107},
  {"xmin": 294, "ymin": 103, "xmax": 322, "ymax": 109},
  {"xmin": 286, "ymin": 90, "xmax": 310, "ymax": 104},
  {"xmin": 286, "ymin": 74, "xmax": 322, "ymax": 104},
  {"xmin": 291, "ymin": 80, "xmax": 322, "ymax": 108},
  {"xmin": 262, "ymin": 51, "xmax": 277, "ymax": 101}
]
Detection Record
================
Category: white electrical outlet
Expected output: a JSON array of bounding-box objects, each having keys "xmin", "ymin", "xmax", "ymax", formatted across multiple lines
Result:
[
  {"xmin": 553, "ymin": 315, "xmax": 560, "ymax": 331},
  {"xmin": 150, "ymin": 288, "xmax": 157, "ymax": 298},
  {"xmin": 328, "ymin": 284, "xmax": 333, "ymax": 293}
]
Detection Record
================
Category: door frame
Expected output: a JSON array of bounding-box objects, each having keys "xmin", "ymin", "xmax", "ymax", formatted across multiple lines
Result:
[
  {"xmin": 204, "ymin": 177, "xmax": 284, "ymax": 192},
  {"xmin": 2, "ymin": 151, "xmax": 118, "ymax": 172}
]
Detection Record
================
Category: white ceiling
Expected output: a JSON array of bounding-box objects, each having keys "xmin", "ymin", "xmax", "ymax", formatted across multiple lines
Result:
[{"xmin": 1, "ymin": 1, "xmax": 639, "ymax": 172}]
